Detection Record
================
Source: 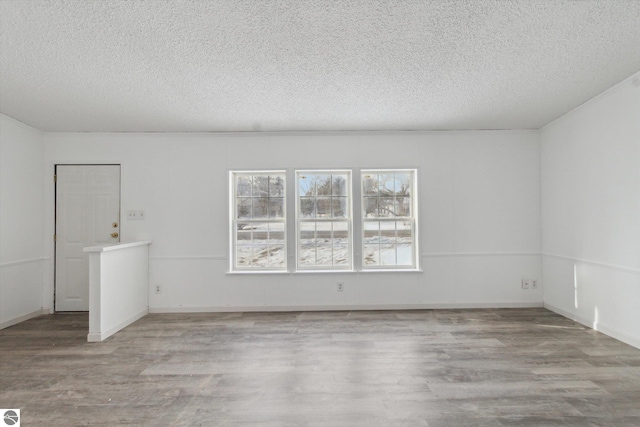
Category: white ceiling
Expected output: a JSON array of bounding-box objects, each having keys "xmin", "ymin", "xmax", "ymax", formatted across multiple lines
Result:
[{"xmin": 1, "ymin": 0, "xmax": 639, "ymax": 132}]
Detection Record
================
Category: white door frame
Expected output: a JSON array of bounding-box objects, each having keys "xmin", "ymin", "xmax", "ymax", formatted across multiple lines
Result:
[{"xmin": 52, "ymin": 163, "xmax": 122, "ymax": 312}]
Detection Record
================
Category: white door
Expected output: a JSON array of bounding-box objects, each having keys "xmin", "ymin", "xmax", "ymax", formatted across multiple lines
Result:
[{"xmin": 55, "ymin": 165, "xmax": 121, "ymax": 311}]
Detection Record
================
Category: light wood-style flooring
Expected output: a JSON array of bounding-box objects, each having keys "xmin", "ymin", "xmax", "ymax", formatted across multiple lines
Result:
[{"xmin": 1, "ymin": 308, "xmax": 640, "ymax": 426}]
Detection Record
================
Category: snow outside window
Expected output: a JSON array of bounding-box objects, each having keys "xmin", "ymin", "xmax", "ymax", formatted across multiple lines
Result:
[
  {"xmin": 230, "ymin": 171, "xmax": 287, "ymax": 271},
  {"xmin": 362, "ymin": 170, "xmax": 418, "ymax": 269},
  {"xmin": 296, "ymin": 171, "xmax": 352, "ymax": 270}
]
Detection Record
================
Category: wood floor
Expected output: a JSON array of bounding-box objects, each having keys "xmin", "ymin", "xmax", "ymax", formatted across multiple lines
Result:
[{"xmin": 1, "ymin": 308, "xmax": 640, "ymax": 426}]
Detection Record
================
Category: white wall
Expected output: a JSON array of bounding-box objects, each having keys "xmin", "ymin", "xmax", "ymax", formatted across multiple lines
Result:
[
  {"xmin": 541, "ymin": 72, "xmax": 640, "ymax": 348},
  {"xmin": 43, "ymin": 130, "xmax": 542, "ymax": 311},
  {"xmin": 86, "ymin": 242, "xmax": 150, "ymax": 342},
  {"xmin": 0, "ymin": 114, "xmax": 45, "ymax": 328}
]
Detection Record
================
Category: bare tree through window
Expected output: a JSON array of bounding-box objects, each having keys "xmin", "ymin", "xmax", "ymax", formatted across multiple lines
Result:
[
  {"xmin": 297, "ymin": 171, "xmax": 351, "ymax": 270},
  {"xmin": 362, "ymin": 170, "xmax": 416, "ymax": 268},
  {"xmin": 232, "ymin": 172, "xmax": 286, "ymax": 270}
]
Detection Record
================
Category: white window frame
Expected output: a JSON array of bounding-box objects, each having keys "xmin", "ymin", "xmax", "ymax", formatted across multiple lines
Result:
[
  {"xmin": 229, "ymin": 170, "xmax": 287, "ymax": 272},
  {"xmin": 361, "ymin": 169, "xmax": 419, "ymax": 270},
  {"xmin": 295, "ymin": 170, "xmax": 353, "ymax": 271}
]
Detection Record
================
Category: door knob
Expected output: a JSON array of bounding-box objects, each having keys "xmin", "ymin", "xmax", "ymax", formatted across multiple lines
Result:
[
  {"xmin": 111, "ymin": 232, "xmax": 119, "ymax": 238},
  {"xmin": 112, "ymin": 222, "xmax": 118, "ymax": 228}
]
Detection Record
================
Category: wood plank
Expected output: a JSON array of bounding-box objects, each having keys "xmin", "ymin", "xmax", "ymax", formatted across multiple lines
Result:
[{"xmin": 1, "ymin": 308, "xmax": 639, "ymax": 425}]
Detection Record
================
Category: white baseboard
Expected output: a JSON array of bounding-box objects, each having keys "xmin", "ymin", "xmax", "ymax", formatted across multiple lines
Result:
[
  {"xmin": 0, "ymin": 308, "xmax": 48, "ymax": 330},
  {"xmin": 544, "ymin": 303, "xmax": 640, "ymax": 350},
  {"xmin": 149, "ymin": 301, "xmax": 543, "ymax": 314},
  {"xmin": 87, "ymin": 308, "xmax": 148, "ymax": 342}
]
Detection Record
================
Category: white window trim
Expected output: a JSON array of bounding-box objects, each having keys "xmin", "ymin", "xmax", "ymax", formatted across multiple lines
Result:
[
  {"xmin": 361, "ymin": 169, "xmax": 419, "ymax": 271},
  {"xmin": 228, "ymin": 168, "xmax": 419, "ymax": 274},
  {"xmin": 295, "ymin": 170, "xmax": 354, "ymax": 272},
  {"xmin": 229, "ymin": 170, "xmax": 287, "ymax": 272}
]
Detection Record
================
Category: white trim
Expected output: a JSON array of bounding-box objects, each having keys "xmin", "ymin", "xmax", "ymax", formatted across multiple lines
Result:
[
  {"xmin": 226, "ymin": 270, "xmax": 292, "ymax": 275},
  {"xmin": 84, "ymin": 240, "xmax": 152, "ymax": 253},
  {"xmin": 541, "ymin": 70, "xmax": 640, "ymax": 130},
  {"xmin": 87, "ymin": 308, "xmax": 148, "ymax": 342},
  {"xmin": 0, "ymin": 308, "xmax": 48, "ymax": 330},
  {"xmin": 112, "ymin": 252, "xmax": 540, "ymax": 263},
  {"xmin": 151, "ymin": 256, "xmax": 227, "ymax": 261},
  {"xmin": 149, "ymin": 302, "xmax": 543, "ymax": 314},
  {"xmin": 146, "ymin": 252, "xmax": 541, "ymax": 262},
  {"xmin": 422, "ymin": 252, "xmax": 540, "ymax": 258},
  {"xmin": 542, "ymin": 252, "xmax": 640, "ymax": 275},
  {"xmin": 291, "ymin": 270, "xmax": 358, "ymax": 275},
  {"xmin": 286, "ymin": 269, "xmax": 420, "ymax": 274},
  {"xmin": 0, "ymin": 257, "xmax": 48, "ymax": 268},
  {"xmin": 544, "ymin": 303, "xmax": 640, "ymax": 350},
  {"xmin": 358, "ymin": 269, "xmax": 423, "ymax": 273}
]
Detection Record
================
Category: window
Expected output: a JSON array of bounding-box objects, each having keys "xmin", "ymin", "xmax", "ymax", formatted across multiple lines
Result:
[
  {"xmin": 296, "ymin": 171, "xmax": 352, "ymax": 270},
  {"xmin": 229, "ymin": 168, "xmax": 418, "ymax": 273},
  {"xmin": 230, "ymin": 171, "xmax": 286, "ymax": 271},
  {"xmin": 362, "ymin": 170, "xmax": 418, "ymax": 269}
]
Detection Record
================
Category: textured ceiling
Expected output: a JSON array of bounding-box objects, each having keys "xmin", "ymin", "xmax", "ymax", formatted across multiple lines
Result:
[{"xmin": 1, "ymin": 0, "xmax": 639, "ymax": 132}]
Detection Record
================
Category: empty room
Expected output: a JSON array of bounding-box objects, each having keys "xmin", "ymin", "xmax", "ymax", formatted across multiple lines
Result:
[{"xmin": 1, "ymin": 1, "xmax": 639, "ymax": 425}]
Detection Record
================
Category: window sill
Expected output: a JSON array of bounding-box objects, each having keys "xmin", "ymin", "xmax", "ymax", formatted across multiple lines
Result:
[
  {"xmin": 226, "ymin": 270, "xmax": 291, "ymax": 275},
  {"xmin": 293, "ymin": 270, "xmax": 358, "ymax": 274},
  {"xmin": 226, "ymin": 269, "xmax": 423, "ymax": 275},
  {"xmin": 359, "ymin": 269, "xmax": 423, "ymax": 273}
]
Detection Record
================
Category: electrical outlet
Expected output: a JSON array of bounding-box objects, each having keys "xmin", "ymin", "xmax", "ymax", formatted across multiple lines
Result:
[
  {"xmin": 531, "ymin": 280, "xmax": 538, "ymax": 290},
  {"xmin": 337, "ymin": 282, "xmax": 344, "ymax": 292},
  {"xmin": 155, "ymin": 285, "xmax": 161, "ymax": 294},
  {"xmin": 521, "ymin": 279, "xmax": 530, "ymax": 290}
]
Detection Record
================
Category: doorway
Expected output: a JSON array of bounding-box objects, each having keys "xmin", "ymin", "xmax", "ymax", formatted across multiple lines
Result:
[{"xmin": 55, "ymin": 165, "xmax": 121, "ymax": 311}]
